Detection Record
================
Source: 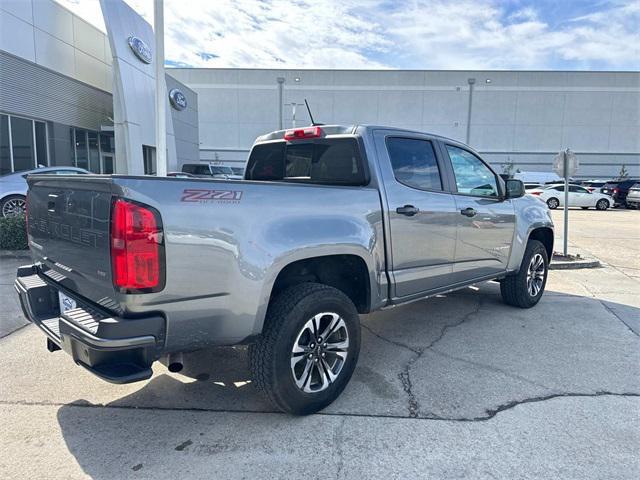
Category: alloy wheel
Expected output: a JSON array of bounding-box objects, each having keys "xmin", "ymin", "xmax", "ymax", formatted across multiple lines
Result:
[
  {"xmin": 290, "ymin": 312, "xmax": 349, "ymax": 393},
  {"xmin": 526, "ymin": 253, "xmax": 545, "ymax": 297},
  {"xmin": 1, "ymin": 198, "xmax": 26, "ymax": 218}
]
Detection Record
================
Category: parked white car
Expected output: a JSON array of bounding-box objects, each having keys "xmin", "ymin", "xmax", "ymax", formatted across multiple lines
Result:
[
  {"xmin": 0, "ymin": 166, "xmax": 89, "ymax": 217},
  {"xmin": 529, "ymin": 184, "xmax": 613, "ymax": 210}
]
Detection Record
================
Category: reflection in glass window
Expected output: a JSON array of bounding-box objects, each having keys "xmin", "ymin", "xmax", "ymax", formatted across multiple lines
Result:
[
  {"xmin": 11, "ymin": 116, "xmax": 35, "ymax": 172},
  {"xmin": 75, "ymin": 129, "xmax": 88, "ymax": 170},
  {"xmin": 100, "ymin": 133, "xmax": 113, "ymax": 153},
  {"xmin": 88, "ymin": 132, "xmax": 100, "ymax": 173},
  {"xmin": 103, "ymin": 155, "xmax": 114, "ymax": 174},
  {"xmin": 35, "ymin": 122, "xmax": 48, "ymax": 167},
  {"xmin": 0, "ymin": 115, "xmax": 10, "ymax": 175},
  {"xmin": 386, "ymin": 137, "xmax": 442, "ymax": 191},
  {"xmin": 446, "ymin": 145, "xmax": 498, "ymax": 197}
]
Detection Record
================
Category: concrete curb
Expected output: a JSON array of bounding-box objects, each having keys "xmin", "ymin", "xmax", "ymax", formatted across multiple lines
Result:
[
  {"xmin": 0, "ymin": 250, "xmax": 30, "ymax": 260},
  {"xmin": 549, "ymin": 258, "xmax": 601, "ymax": 270}
]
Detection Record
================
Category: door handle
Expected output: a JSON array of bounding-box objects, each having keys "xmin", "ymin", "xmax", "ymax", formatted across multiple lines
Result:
[
  {"xmin": 396, "ymin": 205, "xmax": 419, "ymax": 216},
  {"xmin": 460, "ymin": 207, "xmax": 477, "ymax": 217}
]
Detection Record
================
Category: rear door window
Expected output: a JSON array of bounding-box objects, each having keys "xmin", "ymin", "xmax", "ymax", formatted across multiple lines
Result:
[{"xmin": 385, "ymin": 137, "xmax": 443, "ymax": 191}]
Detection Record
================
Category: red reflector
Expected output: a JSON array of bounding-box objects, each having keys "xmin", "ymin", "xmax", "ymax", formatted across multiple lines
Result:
[
  {"xmin": 111, "ymin": 199, "xmax": 162, "ymax": 291},
  {"xmin": 284, "ymin": 126, "xmax": 323, "ymax": 140}
]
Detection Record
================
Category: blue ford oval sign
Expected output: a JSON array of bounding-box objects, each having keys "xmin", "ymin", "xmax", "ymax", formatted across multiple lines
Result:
[
  {"xmin": 127, "ymin": 36, "xmax": 152, "ymax": 64},
  {"xmin": 169, "ymin": 88, "xmax": 187, "ymax": 111}
]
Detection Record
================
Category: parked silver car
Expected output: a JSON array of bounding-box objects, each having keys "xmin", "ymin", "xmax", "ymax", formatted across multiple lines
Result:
[
  {"xmin": 0, "ymin": 166, "xmax": 89, "ymax": 217},
  {"xmin": 626, "ymin": 183, "xmax": 640, "ymax": 209}
]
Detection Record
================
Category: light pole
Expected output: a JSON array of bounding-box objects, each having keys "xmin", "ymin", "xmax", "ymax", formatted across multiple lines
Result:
[
  {"xmin": 277, "ymin": 77, "xmax": 285, "ymax": 130},
  {"xmin": 466, "ymin": 77, "xmax": 475, "ymax": 144},
  {"xmin": 154, "ymin": 0, "xmax": 167, "ymax": 176}
]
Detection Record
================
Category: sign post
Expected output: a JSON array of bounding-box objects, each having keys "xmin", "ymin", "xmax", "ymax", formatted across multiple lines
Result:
[{"xmin": 553, "ymin": 149, "xmax": 578, "ymax": 256}]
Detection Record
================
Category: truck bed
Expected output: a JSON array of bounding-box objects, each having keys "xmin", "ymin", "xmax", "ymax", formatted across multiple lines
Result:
[{"xmin": 26, "ymin": 174, "xmax": 386, "ymax": 350}]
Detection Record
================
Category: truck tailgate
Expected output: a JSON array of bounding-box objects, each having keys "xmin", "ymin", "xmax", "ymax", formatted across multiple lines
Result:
[{"xmin": 27, "ymin": 175, "xmax": 115, "ymax": 304}]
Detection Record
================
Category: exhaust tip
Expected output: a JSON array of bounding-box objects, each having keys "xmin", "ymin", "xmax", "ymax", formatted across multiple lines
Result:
[
  {"xmin": 166, "ymin": 352, "xmax": 184, "ymax": 373},
  {"xmin": 168, "ymin": 362, "xmax": 183, "ymax": 373}
]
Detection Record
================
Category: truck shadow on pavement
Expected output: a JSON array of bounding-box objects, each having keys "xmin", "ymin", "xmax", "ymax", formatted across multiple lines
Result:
[{"xmin": 54, "ymin": 282, "xmax": 640, "ymax": 478}]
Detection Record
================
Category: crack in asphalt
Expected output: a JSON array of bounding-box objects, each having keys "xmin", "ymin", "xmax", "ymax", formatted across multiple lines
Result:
[
  {"xmin": 365, "ymin": 297, "xmax": 484, "ymax": 418},
  {"xmin": 1, "ymin": 392, "xmax": 638, "ymax": 423},
  {"xmin": 361, "ymin": 324, "xmax": 420, "ymax": 354},
  {"xmin": 427, "ymin": 348, "xmax": 554, "ymax": 391},
  {"xmin": 566, "ymin": 274, "xmax": 640, "ymax": 339},
  {"xmin": 599, "ymin": 300, "xmax": 639, "ymax": 338}
]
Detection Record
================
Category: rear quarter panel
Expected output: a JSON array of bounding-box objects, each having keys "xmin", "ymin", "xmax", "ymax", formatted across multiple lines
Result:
[{"xmin": 113, "ymin": 177, "xmax": 386, "ymax": 351}]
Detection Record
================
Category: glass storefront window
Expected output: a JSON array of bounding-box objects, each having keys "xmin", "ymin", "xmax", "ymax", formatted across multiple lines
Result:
[
  {"xmin": 103, "ymin": 155, "xmax": 114, "ymax": 174},
  {"xmin": 1, "ymin": 114, "xmax": 115, "ymax": 174},
  {"xmin": 88, "ymin": 132, "xmax": 100, "ymax": 173},
  {"xmin": 35, "ymin": 121, "xmax": 48, "ymax": 167},
  {"xmin": 11, "ymin": 116, "xmax": 35, "ymax": 172},
  {"xmin": 0, "ymin": 115, "xmax": 10, "ymax": 175},
  {"xmin": 75, "ymin": 129, "xmax": 88, "ymax": 170},
  {"xmin": 100, "ymin": 134, "xmax": 113, "ymax": 153}
]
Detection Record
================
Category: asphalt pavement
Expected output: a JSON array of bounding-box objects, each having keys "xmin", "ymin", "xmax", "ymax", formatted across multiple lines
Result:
[{"xmin": 1, "ymin": 209, "xmax": 638, "ymax": 479}]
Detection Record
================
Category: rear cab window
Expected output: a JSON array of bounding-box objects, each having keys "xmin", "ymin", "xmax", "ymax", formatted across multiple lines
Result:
[{"xmin": 246, "ymin": 138, "xmax": 367, "ymax": 186}]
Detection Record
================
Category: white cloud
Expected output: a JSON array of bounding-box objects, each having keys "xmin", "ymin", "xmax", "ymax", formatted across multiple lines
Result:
[{"xmin": 55, "ymin": 0, "xmax": 640, "ymax": 70}]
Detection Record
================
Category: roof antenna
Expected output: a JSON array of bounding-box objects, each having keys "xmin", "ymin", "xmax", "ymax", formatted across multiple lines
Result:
[{"xmin": 305, "ymin": 99, "xmax": 323, "ymax": 126}]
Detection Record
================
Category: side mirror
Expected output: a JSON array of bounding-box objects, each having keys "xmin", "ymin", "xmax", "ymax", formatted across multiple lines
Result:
[{"xmin": 505, "ymin": 179, "xmax": 525, "ymax": 199}]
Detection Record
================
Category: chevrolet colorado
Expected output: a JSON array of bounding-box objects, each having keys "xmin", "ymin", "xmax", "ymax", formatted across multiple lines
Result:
[{"xmin": 15, "ymin": 125, "xmax": 553, "ymax": 414}]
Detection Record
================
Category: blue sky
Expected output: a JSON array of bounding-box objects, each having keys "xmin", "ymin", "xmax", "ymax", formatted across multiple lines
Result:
[{"xmin": 57, "ymin": 0, "xmax": 640, "ymax": 70}]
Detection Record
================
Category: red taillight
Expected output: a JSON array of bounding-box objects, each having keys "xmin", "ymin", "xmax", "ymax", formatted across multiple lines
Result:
[
  {"xmin": 111, "ymin": 199, "xmax": 163, "ymax": 292},
  {"xmin": 613, "ymin": 188, "xmax": 619, "ymax": 193},
  {"xmin": 284, "ymin": 126, "xmax": 323, "ymax": 140},
  {"xmin": 530, "ymin": 191, "xmax": 542, "ymax": 196}
]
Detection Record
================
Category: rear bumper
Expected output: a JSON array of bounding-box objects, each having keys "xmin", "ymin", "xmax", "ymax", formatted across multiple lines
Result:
[{"xmin": 14, "ymin": 265, "xmax": 165, "ymax": 384}]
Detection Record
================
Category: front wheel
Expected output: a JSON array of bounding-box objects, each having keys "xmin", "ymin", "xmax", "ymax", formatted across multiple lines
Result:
[
  {"xmin": 596, "ymin": 199, "xmax": 609, "ymax": 210},
  {"xmin": 547, "ymin": 198, "xmax": 559, "ymax": 209},
  {"xmin": 501, "ymin": 240, "xmax": 549, "ymax": 308},
  {"xmin": 249, "ymin": 283, "xmax": 361, "ymax": 415}
]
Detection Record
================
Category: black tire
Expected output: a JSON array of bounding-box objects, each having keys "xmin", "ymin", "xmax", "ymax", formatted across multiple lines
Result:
[
  {"xmin": 547, "ymin": 197, "xmax": 559, "ymax": 209},
  {"xmin": 249, "ymin": 283, "xmax": 361, "ymax": 415},
  {"xmin": 500, "ymin": 240, "xmax": 549, "ymax": 308},
  {"xmin": 596, "ymin": 199, "xmax": 609, "ymax": 211},
  {"xmin": 0, "ymin": 194, "xmax": 26, "ymax": 218}
]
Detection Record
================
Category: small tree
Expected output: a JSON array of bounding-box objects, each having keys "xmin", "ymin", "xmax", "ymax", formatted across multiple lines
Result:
[{"xmin": 617, "ymin": 164, "xmax": 629, "ymax": 180}]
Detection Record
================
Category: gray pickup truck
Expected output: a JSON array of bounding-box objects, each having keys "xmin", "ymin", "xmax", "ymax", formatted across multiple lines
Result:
[{"xmin": 15, "ymin": 125, "xmax": 553, "ymax": 414}]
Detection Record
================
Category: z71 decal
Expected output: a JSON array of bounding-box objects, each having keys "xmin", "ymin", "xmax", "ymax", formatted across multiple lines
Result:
[{"xmin": 181, "ymin": 189, "xmax": 243, "ymax": 203}]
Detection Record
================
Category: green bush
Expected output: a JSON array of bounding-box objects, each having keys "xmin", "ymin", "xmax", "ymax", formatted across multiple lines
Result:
[{"xmin": 0, "ymin": 215, "xmax": 28, "ymax": 250}]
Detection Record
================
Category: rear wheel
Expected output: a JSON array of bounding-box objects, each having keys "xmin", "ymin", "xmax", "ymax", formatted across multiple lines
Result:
[
  {"xmin": 0, "ymin": 195, "xmax": 26, "ymax": 218},
  {"xmin": 250, "ymin": 283, "xmax": 361, "ymax": 415},
  {"xmin": 547, "ymin": 197, "xmax": 559, "ymax": 209},
  {"xmin": 596, "ymin": 199, "xmax": 609, "ymax": 211},
  {"xmin": 501, "ymin": 240, "xmax": 548, "ymax": 308}
]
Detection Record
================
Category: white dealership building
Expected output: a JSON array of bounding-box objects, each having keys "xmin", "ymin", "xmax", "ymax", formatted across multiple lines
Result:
[
  {"xmin": 1, "ymin": 0, "xmax": 638, "ymax": 179},
  {"xmin": 171, "ymin": 68, "xmax": 639, "ymax": 179}
]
